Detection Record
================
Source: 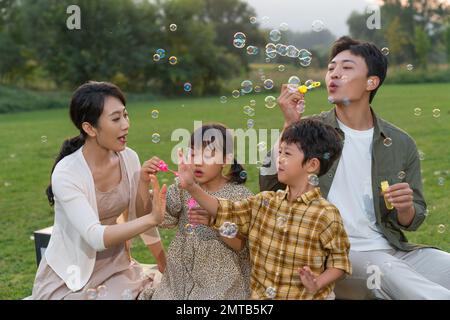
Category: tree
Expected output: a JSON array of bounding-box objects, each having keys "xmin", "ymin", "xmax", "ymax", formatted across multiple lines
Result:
[{"xmin": 414, "ymin": 26, "xmax": 432, "ymax": 69}]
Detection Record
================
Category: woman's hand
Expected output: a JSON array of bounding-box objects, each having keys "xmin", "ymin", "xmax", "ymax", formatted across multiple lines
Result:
[
  {"xmin": 177, "ymin": 149, "xmax": 195, "ymax": 190},
  {"xmin": 148, "ymin": 175, "xmax": 167, "ymax": 225},
  {"xmin": 140, "ymin": 156, "xmax": 162, "ymax": 184}
]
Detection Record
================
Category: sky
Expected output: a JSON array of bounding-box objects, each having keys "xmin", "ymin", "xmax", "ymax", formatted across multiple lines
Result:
[{"xmin": 242, "ymin": 0, "xmax": 379, "ymax": 36}]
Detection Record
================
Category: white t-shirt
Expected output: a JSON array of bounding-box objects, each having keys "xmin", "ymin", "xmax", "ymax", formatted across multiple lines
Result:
[{"xmin": 327, "ymin": 119, "xmax": 392, "ymax": 251}]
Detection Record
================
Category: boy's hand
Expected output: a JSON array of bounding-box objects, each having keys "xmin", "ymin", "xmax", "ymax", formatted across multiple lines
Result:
[
  {"xmin": 188, "ymin": 208, "xmax": 212, "ymax": 226},
  {"xmin": 141, "ymin": 156, "xmax": 162, "ymax": 183},
  {"xmin": 278, "ymin": 84, "xmax": 305, "ymax": 128},
  {"xmin": 298, "ymin": 266, "xmax": 320, "ymax": 294},
  {"xmin": 177, "ymin": 148, "xmax": 195, "ymax": 190}
]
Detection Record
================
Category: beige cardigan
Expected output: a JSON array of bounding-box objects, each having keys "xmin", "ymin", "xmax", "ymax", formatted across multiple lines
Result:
[{"xmin": 45, "ymin": 146, "xmax": 160, "ymax": 291}]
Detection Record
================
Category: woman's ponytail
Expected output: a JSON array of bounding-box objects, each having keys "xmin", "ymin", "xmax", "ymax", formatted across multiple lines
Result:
[
  {"xmin": 46, "ymin": 134, "xmax": 85, "ymax": 206},
  {"xmin": 227, "ymin": 158, "xmax": 247, "ymax": 184}
]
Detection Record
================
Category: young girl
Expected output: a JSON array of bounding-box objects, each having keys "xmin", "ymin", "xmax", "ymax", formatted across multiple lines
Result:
[{"xmin": 139, "ymin": 123, "xmax": 253, "ymax": 300}]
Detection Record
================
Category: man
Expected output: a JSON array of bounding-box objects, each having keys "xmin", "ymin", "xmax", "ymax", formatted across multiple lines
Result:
[{"xmin": 259, "ymin": 36, "xmax": 450, "ymax": 299}]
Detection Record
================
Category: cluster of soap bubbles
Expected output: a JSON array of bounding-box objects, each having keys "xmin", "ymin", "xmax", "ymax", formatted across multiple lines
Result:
[
  {"xmin": 152, "ymin": 48, "xmax": 178, "ymax": 66},
  {"xmin": 86, "ymin": 284, "xmax": 108, "ymax": 300},
  {"xmin": 265, "ymin": 43, "xmax": 312, "ymax": 67},
  {"xmin": 219, "ymin": 221, "xmax": 238, "ymax": 238}
]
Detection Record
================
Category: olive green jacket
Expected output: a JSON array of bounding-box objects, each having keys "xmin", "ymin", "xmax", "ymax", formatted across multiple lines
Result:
[{"xmin": 259, "ymin": 107, "xmax": 429, "ymax": 251}]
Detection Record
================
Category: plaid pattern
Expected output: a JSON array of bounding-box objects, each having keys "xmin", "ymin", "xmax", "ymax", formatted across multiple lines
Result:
[{"xmin": 214, "ymin": 187, "xmax": 351, "ymax": 300}]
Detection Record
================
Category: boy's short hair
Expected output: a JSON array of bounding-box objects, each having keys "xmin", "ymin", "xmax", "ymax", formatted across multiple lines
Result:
[
  {"xmin": 329, "ymin": 36, "xmax": 388, "ymax": 103},
  {"xmin": 281, "ymin": 119, "xmax": 343, "ymax": 176}
]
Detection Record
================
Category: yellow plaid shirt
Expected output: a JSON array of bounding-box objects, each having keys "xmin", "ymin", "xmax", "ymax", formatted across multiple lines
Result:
[{"xmin": 214, "ymin": 187, "xmax": 351, "ymax": 300}]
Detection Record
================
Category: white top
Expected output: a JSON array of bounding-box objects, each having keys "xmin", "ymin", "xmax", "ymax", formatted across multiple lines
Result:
[
  {"xmin": 45, "ymin": 146, "xmax": 160, "ymax": 291},
  {"xmin": 327, "ymin": 119, "xmax": 392, "ymax": 252}
]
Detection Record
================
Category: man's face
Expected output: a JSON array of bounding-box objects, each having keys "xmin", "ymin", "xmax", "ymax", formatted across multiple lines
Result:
[{"xmin": 325, "ymin": 50, "xmax": 373, "ymax": 105}]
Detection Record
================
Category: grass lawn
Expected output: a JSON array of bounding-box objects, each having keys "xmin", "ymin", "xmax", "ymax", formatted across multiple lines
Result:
[{"xmin": 0, "ymin": 83, "xmax": 449, "ymax": 299}]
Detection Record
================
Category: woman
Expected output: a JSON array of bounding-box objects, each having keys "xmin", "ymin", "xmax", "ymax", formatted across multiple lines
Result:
[{"xmin": 31, "ymin": 81, "xmax": 167, "ymax": 300}]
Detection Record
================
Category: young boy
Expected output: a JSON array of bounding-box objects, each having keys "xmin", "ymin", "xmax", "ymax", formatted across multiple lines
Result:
[{"xmin": 177, "ymin": 119, "xmax": 351, "ymax": 300}]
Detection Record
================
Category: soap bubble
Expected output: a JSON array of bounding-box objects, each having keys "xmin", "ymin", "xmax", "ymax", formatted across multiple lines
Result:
[
  {"xmin": 265, "ymin": 286, "xmax": 276, "ymax": 299},
  {"xmin": 276, "ymin": 215, "xmax": 287, "ymax": 228},
  {"xmin": 184, "ymin": 223, "xmax": 195, "ymax": 235},
  {"xmin": 418, "ymin": 150, "xmax": 425, "ymax": 161},
  {"xmin": 169, "ymin": 23, "xmax": 177, "ymax": 32},
  {"xmin": 183, "ymin": 82, "xmax": 192, "ymax": 92},
  {"xmin": 381, "ymin": 47, "xmax": 390, "ymax": 56},
  {"xmin": 220, "ymin": 96, "xmax": 227, "ymax": 104},
  {"xmin": 414, "ymin": 107, "xmax": 422, "ymax": 116},
  {"xmin": 406, "ymin": 64, "xmax": 414, "ymax": 71},
  {"xmin": 257, "ymin": 141, "xmax": 267, "ymax": 152},
  {"xmin": 233, "ymin": 32, "xmax": 246, "ymax": 48},
  {"xmin": 254, "ymin": 85, "xmax": 262, "ymax": 93},
  {"xmin": 278, "ymin": 65, "xmax": 285, "ymax": 72},
  {"xmin": 397, "ymin": 171, "xmax": 406, "ymax": 180},
  {"xmin": 219, "ymin": 221, "xmax": 238, "ymax": 238},
  {"xmin": 437, "ymin": 224, "xmax": 446, "ymax": 233},
  {"xmin": 248, "ymin": 46, "xmax": 259, "ymax": 55},
  {"xmin": 232, "ymin": 90, "xmax": 240, "ymax": 98},
  {"xmin": 151, "ymin": 110, "xmax": 159, "ymax": 119},
  {"xmin": 263, "ymin": 79, "xmax": 274, "ymax": 90},
  {"xmin": 308, "ymin": 174, "xmax": 319, "ymax": 186},
  {"xmin": 121, "ymin": 289, "xmax": 133, "ymax": 300},
  {"xmin": 97, "ymin": 285, "xmax": 108, "ymax": 298},
  {"xmin": 152, "ymin": 54, "xmax": 160, "ymax": 62},
  {"xmin": 264, "ymin": 96, "xmax": 277, "ymax": 109},
  {"xmin": 438, "ymin": 177, "xmax": 445, "ymax": 186},
  {"xmin": 247, "ymin": 107, "xmax": 255, "ymax": 117},
  {"xmin": 241, "ymin": 80, "xmax": 253, "ymax": 94},
  {"xmin": 152, "ymin": 133, "xmax": 161, "ymax": 144},
  {"xmin": 432, "ymin": 108, "xmax": 441, "ymax": 118},
  {"xmin": 288, "ymin": 76, "xmax": 301, "ymax": 86},
  {"xmin": 240, "ymin": 171, "xmax": 248, "ymax": 180},
  {"xmin": 247, "ymin": 119, "xmax": 255, "ymax": 128},
  {"xmin": 156, "ymin": 48, "xmax": 166, "ymax": 59},
  {"xmin": 280, "ymin": 22, "xmax": 289, "ymax": 31},
  {"xmin": 249, "ymin": 16, "xmax": 257, "ymax": 24},
  {"xmin": 269, "ymin": 29, "xmax": 281, "ymax": 42},
  {"xmin": 86, "ymin": 288, "xmax": 97, "ymax": 300},
  {"xmin": 249, "ymin": 100, "xmax": 256, "ymax": 107},
  {"xmin": 286, "ymin": 45, "xmax": 300, "ymax": 58},
  {"xmin": 265, "ymin": 43, "xmax": 276, "ymax": 54},
  {"xmin": 383, "ymin": 137, "xmax": 393, "ymax": 147},
  {"xmin": 312, "ymin": 20, "xmax": 324, "ymax": 32},
  {"xmin": 41, "ymin": 135, "xmax": 48, "ymax": 143},
  {"xmin": 276, "ymin": 44, "xmax": 288, "ymax": 56},
  {"xmin": 168, "ymin": 56, "xmax": 178, "ymax": 65}
]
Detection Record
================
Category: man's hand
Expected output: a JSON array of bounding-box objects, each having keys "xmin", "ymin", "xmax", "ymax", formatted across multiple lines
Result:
[
  {"xmin": 298, "ymin": 266, "xmax": 320, "ymax": 294},
  {"xmin": 278, "ymin": 84, "xmax": 305, "ymax": 128},
  {"xmin": 384, "ymin": 182, "xmax": 415, "ymax": 227}
]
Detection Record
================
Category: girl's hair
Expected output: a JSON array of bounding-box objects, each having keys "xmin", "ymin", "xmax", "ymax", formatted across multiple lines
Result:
[
  {"xmin": 189, "ymin": 123, "xmax": 246, "ymax": 184},
  {"xmin": 46, "ymin": 81, "xmax": 126, "ymax": 206}
]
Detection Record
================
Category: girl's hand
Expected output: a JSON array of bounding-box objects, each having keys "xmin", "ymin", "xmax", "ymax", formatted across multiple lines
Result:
[
  {"xmin": 298, "ymin": 266, "xmax": 320, "ymax": 294},
  {"xmin": 177, "ymin": 148, "xmax": 195, "ymax": 190},
  {"xmin": 140, "ymin": 156, "xmax": 162, "ymax": 184},
  {"xmin": 188, "ymin": 208, "xmax": 212, "ymax": 226},
  {"xmin": 148, "ymin": 175, "xmax": 167, "ymax": 225}
]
